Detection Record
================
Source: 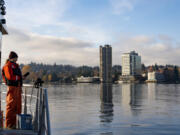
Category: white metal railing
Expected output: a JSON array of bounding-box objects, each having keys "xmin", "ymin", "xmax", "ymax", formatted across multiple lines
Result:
[
  {"xmin": 1, "ymin": 84, "xmax": 51, "ymax": 135},
  {"xmin": 31, "ymin": 87, "xmax": 51, "ymax": 135}
]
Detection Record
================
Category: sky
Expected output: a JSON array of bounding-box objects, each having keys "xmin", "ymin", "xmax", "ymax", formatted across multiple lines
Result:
[{"xmin": 1, "ymin": 0, "xmax": 180, "ymax": 66}]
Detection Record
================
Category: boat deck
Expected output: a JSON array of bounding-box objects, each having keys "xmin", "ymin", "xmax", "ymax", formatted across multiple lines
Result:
[
  {"xmin": 0, "ymin": 129, "xmax": 37, "ymax": 135},
  {"xmin": 0, "ymin": 86, "xmax": 51, "ymax": 135}
]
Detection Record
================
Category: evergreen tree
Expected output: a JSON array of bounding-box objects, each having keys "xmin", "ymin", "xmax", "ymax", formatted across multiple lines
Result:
[{"xmin": 174, "ymin": 66, "xmax": 179, "ymax": 83}]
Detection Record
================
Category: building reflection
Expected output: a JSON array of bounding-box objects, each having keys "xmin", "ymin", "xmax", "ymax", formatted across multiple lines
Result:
[
  {"xmin": 121, "ymin": 84, "xmax": 143, "ymax": 116},
  {"xmin": 147, "ymin": 83, "xmax": 156, "ymax": 102},
  {"xmin": 100, "ymin": 83, "xmax": 113, "ymax": 123}
]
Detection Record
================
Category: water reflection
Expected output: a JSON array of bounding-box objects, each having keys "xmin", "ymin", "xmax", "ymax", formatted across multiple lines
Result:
[
  {"xmin": 147, "ymin": 83, "xmax": 156, "ymax": 102},
  {"xmin": 121, "ymin": 84, "xmax": 144, "ymax": 116},
  {"xmin": 46, "ymin": 84, "xmax": 180, "ymax": 135},
  {"xmin": 100, "ymin": 83, "xmax": 113, "ymax": 123}
]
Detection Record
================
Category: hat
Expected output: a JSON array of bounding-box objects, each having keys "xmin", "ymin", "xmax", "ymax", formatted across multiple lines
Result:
[{"xmin": 9, "ymin": 51, "xmax": 18, "ymax": 59}]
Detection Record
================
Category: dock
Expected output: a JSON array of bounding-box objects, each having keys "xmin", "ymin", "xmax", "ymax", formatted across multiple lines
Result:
[
  {"xmin": 0, "ymin": 129, "xmax": 37, "ymax": 135},
  {"xmin": 0, "ymin": 85, "xmax": 51, "ymax": 135}
]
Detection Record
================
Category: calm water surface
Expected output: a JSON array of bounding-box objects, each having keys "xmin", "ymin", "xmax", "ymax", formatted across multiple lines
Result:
[{"xmin": 46, "ymin": 83, "xmax": 180, "ymax": 135}]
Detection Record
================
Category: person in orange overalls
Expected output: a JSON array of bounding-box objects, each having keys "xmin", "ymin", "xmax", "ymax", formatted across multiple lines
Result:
[{"xmin": 2, "ymin": 51, "xmax": 23, "ymax": 129}]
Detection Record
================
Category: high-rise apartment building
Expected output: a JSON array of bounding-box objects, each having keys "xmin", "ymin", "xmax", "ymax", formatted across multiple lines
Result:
[
  {"xmin": 122, "ymin": 51, "xmax": 141, "ymax": 76},
  {"xmin": 100, "ymin": 45, "xmax": 112, "ymax": 83}
]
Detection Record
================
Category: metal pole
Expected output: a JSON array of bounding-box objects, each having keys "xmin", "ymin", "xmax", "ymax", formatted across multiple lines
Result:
[
  {"xmin": 44, "ymin": 88, "xmax": 51, "ymax": 135},
  {"xmin": 0, "ymin": 32, "xmax": 2, "ymax": 128},
  {"xmin": 38, "ymin": 88, "xmax": 43, "ymax": 135},
  {"xmin": 39, "ymin": 91, "xmax": 46, "ymax": 135},
  {"xmin": 24, "ymin": 88, "xmax": 27, "ymax": 114},
  {"xmin": 33, "ymin": 87, "xmax": 39, "ymax": 131}
]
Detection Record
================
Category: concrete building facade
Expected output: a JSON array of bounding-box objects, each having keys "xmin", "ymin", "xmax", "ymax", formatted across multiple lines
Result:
[
  {"xmin": 147, "ymin": 72, "xmax": 165, "ymax": 83},
  {"xmin": 100, "ymin": 45, "xmax": 112, "ymax": 83},
  {"xmin": 122, "ymin": 51, "xmax": 141, "ymax": 76}
]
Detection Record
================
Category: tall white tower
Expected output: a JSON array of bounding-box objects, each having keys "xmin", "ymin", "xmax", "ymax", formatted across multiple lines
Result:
[{"xmin": 122, "ymin": 51, "xmax": 141, "ymax": 76}]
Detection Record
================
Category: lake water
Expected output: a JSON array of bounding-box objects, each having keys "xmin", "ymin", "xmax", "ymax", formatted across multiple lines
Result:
[
  {"xmin": 46, "ymin": 83, "xmax": 180, "ymax": 135},
  {"xmin": 1, "ymin": 83, "xmax": 180, "ymax": 135}
]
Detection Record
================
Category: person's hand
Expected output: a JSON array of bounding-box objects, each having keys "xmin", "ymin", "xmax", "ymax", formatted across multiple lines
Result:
[
  {"xmin": 23, "ymin": 72, "xmax": 30, "ymax": 80},
  {"xmin": 22, "ymin": 75, "xmax": 26, "ymax": 80}
]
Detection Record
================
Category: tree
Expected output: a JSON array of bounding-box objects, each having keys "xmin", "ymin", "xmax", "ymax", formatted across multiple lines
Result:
[
  {"xmin": 29, "ymin": 72, "xmax": 38, "ymax": 81},
  {"xmin": 42, "ymin": 75, "xmax": 48, "ymax": 82},
  {"xmin": 154, "ymin": 63, "xmax": 159, "ymax": 71},
  {"xmin": 174, "ymin": 66, "xmax": 179, "ymax": 83},
  {"xmin": 51, "ymin": 72, "xmax": 59, "ymax": 82},
  {"xmin": 22, "ymin": 65, "xmax": 31, "ymax": 75},
  {"xmin": 141, "ymin": 63, "xmax": 146, "ymax": 72},
  {"xmin": 48, "ymin": 74, "xmax": 52, "ymax": 82}
]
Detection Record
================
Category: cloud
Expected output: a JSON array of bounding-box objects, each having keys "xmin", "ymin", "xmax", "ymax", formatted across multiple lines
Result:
[
  {"xmin": 6, "ymin": 0, "xmax": 72, "ymax": 29},
  {"xmin": 113, "ymin": 35, "xmax": 180, "ymax": 66},
  {"xmin": 2, "ymin": 27, "xmax": 99, "ymax": 66},
  {"xmin": 5, "ymin": 0, "xmax": 109, "ymax": 45},
  {"xmin": 53, "ymin": 22, "xmax": 110, "ymax": 44},
  {"xmin": 2, "ymin": 28, "xmax": 180, "ymax": 66},
  {"xmin": 2, "ymin": 0, "xmax": 110, "ymax": 66},
  {"xmin": 109, "ymin": 0, "xmax": 138, "ymax": 14}
]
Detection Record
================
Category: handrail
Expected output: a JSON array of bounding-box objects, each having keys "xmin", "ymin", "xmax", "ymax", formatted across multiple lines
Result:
[
  {"xmin": 0, "ymin": 84, "xmax": 51, "ymax": 135},
  {"xmin": 22, "ymin": 86, "xmax": 51, "ymax": 135},
  {"xmin": 44, "ymin": 88, "xmax": 51, "ymax": 135}
]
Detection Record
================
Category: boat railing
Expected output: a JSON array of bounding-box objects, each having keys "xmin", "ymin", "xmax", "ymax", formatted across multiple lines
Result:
[{"xmin": 1, "ymin": 84, "xmax": 51, "ymax": 135}]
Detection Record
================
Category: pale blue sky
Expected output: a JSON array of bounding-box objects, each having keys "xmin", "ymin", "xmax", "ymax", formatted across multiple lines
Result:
[{"xmin": 2, "ymin": 0, "xmax": 180, "ymax": 66}]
